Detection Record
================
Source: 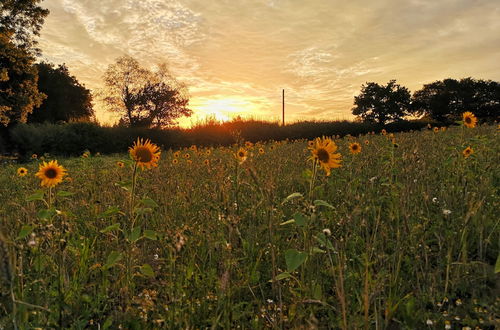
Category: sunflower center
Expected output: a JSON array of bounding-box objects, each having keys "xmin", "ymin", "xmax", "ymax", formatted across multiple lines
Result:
[
  {"xmin": 135, "ymin": 147, "xmax": 153, "ymax": 162},
  {"xmin": 465, "ymin": 117, "xmax": 472, "ymax": 124},
  {"xmin": 45, "ymin": 168, "xmax": 57, "ymax": 179},
  {"xmin": 352, "ymin": 145, "xmax": 358, "ymax": 150},
  {"xmin": 317, "ymin": 148, "xmax": 330, "ymax": 163},
  {"xmin": 238, "ymin": 152, "xmax": 245, "ymax": 157}
]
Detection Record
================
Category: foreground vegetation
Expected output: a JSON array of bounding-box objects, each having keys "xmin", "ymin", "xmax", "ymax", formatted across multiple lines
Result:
[{"xmin": 0, "ymin": 124, "xmax": 499, "ymax": 329}]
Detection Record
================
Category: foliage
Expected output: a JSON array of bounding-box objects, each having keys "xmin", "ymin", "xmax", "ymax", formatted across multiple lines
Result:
[
  {"xmin": 8, "ymin": 119, "xmax": 430, "ymax": 157},
  {"xmin": 352, "ymin": 80, "xmax": 412, "ymax": 124},
  {"xmin": 100, "ymin": 56, "xmax": 191, "ymax": 128},
  {"xmin": 0, "ymin": 125, "xmax": 498, "ymax": 328},
  {"xmin": 412, "ymin": 77, "xmax": 500, "ymax": 121},
  {"xmin": 28, "ymin": 62, "xmax": 94, "ymax": 123},
  {"xmin": 0, "ymin": 31, "xmax": 45, "ymax": 126},
  {"xmin": 0, "ymin": 0, "xmax": 49, "ymax": 51}
]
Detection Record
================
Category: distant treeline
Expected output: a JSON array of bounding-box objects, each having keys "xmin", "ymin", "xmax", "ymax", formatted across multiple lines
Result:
[{"xmin": 4, "ymin": 119, "xmax": 434, "ymax": 159}]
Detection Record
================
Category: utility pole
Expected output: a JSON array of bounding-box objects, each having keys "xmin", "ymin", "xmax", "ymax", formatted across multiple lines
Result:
[{"xmin": 282, "ymin": 89, "xmax": 285, "ymax": 126}]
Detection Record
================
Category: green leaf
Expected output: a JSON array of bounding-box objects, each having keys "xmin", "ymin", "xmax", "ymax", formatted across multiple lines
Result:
[
  {"xmin": 103, "ymin": 251, "xmax": 123, "ymax": 270},
  {"xmin": 312, "ymin": 247, "xmax": 326, "ymax": 254},
  {"xmin": 302, "ymin": 169, "xmax": 313, "ymax": 180},
  {"xmin": 140, "ymin": 198, "xmax": 159, "ymax": 208},
  {"xmin": 285, "ymin": 249, "xmax": 307, "ymax": 272},
  {"xmin": 37, "ymin": 208, "xmax": 56, "ymax": 220},
  {"xmin": 293, "ymin": 212, "xmax": 308, "ymax": 227},
  {"xmin": 100, "ymin": 206, "xmax": 122, "ymax": 218},
  {"xmin": 115, "ymin": 180, "xmax": 132, "ymax": 191},
  {"xmin": 134, "ymin": 207, "xmax": 153, "ymax": 216},
  {"xmin": 143, "ymin": 229, "xmax": 158, "ymax": 240},
  {"xmin": 102, "ymin": 317, "xmax": 113, "ymax": 330},
  {"xmin": 282, "ymin": 192, "xmax": 303, "ymax": 204},
  {"xmin": 56, "ymin": 190, "xmax": 74, "ymax": 197},
  {"xmin": 314, "ymin": 233, "xmax": 334, "ymax": 250},
  {"xmin": 313, "ymin": 200, "xmax": 334, "ymax": 209},
  {"xmin": 275, "ymin": 272, "xmax": 292, "ymax": 281},
  {"xmin": 100, "ymin": 223, "xmax": 121, "ymax": 233},
  {"xmin": 140, "ymin": 263, "xmax": 155, "ymax": 278},
  {"xmin": 129, "ymin": 226, "xmax": 141, "ymax": 243},
  {"xmin": 26, "ymin": 190, "xmax": 44, "ymax": 202},
  {"xmin": 17, "ymin": 225, "xmax": 34, "ymax": 240},
  {"xmin": 280, "ymin": 219, "xmax": 296, "ymax": 226},
  {"xmin": 495, "ymin": 252, "xmax": 500, "ymax": 274}
]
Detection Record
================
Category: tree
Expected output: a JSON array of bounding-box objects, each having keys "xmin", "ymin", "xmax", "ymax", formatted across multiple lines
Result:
[
  {"xmin": 101, "ymin": 55, "xmax": 192, "ymax": 128},
  {"xmin": 28, "ymin": 62, "xmax": 94, "ymax": 123},
  {"xmin": 0, "ymin": 31, "xmax": 45, "ymax": 126},
  {"xmin": 412, "ymin": 78, "xmax": 500, "ymax": 121},
  {"xmin": 352, "ymin": 80, "xmax": 411, "ymax": 124},
  {"xmin": 0, "ymin": 0, "xmax": 49, "ymax": 51},
  {"xmin": 0, "ymin": 0, "xmax": 49, "ymax": 127}
]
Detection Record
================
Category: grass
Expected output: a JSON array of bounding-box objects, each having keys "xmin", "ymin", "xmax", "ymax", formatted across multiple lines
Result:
[{"xmin": 0, "ymin": 124, "xmax": 498, "ymax": 329}]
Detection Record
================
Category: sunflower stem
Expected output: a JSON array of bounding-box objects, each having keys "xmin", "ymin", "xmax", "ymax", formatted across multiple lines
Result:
[{"xmin": 129, "ymin": 162, "xmax": 138, "ymax": 227}]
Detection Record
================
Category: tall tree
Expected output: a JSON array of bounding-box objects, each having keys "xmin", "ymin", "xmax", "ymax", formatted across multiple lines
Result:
[
  {"xmin": 0, "ymin": 0, "xmax": 49, "ymax": 50},
  {"xmin": 101, "ymin": 55, "xmax": 192, "ymax": 128},
  {"xmin": 412, "ymin": 78, "xmax": 500, "ymax": 121},
  {"xmin": 0, "ymin": 31, "xmax": 45, "ymax": 126},
  {"xmin": 0, "ymin": 0, "xmax": 49, "ymax": 127},
  {"xmin": 29, "ymin": 62, "xmax": 94, "ymax": 123},
  {"xmin": 352, "ymin": 80, "xmax": 411, "ymax": 124}
]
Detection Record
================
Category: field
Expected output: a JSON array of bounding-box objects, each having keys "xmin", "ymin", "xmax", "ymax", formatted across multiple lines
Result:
[{"xmin": 0, "ymin": 125, "xmax": 499, "ymax": 329}]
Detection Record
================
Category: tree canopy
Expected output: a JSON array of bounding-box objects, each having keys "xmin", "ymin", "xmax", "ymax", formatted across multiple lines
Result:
[
  {"xmin": 101, "ymin": 55, "xmax": 192, "ymax": 128},
  {"xmin": 28, "ymin": 62, "xmax": 94, "ymax": 123},
  {"xmin": 352, "ymin": 80, "xmax": 411, "ymax": 124},
  {"xmin": 412, "ymin": 78, "xmax": 500, "ymax": 121}
]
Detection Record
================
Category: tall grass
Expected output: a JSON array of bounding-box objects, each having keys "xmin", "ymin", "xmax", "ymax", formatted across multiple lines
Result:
[{"xmin": 0, "ymin": 124, "xmax": 498, "ymax": 328}]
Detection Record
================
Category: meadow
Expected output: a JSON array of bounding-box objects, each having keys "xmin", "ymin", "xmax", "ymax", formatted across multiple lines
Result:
[{"xmin": 0, "ymin": 123, "xmax": 498, "ymax": 329}]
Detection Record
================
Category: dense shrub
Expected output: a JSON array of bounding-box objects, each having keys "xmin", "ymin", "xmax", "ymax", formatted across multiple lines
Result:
[{"xmin": 8, "ymin": 119, "xmax": 432, "ymax": 157}]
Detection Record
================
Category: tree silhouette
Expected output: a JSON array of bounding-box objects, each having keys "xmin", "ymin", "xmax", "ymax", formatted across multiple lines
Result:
[
  {"xmin": 29, "ymin": 62, "xmax": 94, "ymax": 123},
  {"xmin": 352, "ymin": 80, "xmax": 411, "ymax": 124},
  {"xmin": 101, "ymin": 56, "xmax": 191, "ymax": 128}
]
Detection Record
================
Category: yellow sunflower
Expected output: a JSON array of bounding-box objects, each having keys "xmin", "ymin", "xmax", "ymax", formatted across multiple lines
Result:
[
  {"xmin": 307, "ymin": 140, "xmax": 315, "ymax": 148},
  {"xmin": 205, "ymin": 149, "xmax": 212, "ymax": 156},
  {"xmin": 433, "ymin": 127, "xmax": 439, "ymax": 133},
  {"xmin": 203, "ymin": 159, "xmax": 210, "ymax": 166},
  {"xmin": 381, "ymin": 129, "xmax": 387, "ymax": 135},
  {"xmin": 441, "ymin": 126, "xmax": 447, "ymax": 132},
  {"xmin": 31, "ymin": 154, "xmax": 37, "ymax": 159},
  {"xmin": 190, "ymin": 145, "xmax": 197, "ymax": 151},
  {"xmin": 184, "ymin": 153, "xmax": 190, "ymax": 159},
  {"xmin": 364, "ymin": 140, "xmax": 369, "ymax": 145},
  {"xmin": 116, "ymin": 161, "xmax": 125, "ymax": 168},
  {"xmin": 35, "ymin": 160, "xmax": 67, "ymax": 187},
  {"xmin": 173, "ymin": 151, "xmax": 180, "ymax": 158},
  {"xmin": 258, "ymin": 147, "xmax": 265, "ymax": 154},
  {"xmin": 129, "ymin": 138, "xmax": 161, "ymax": 169},
  {"xmin": 245, "ymin": 141, "xmax": 254, "ymax": 148},
  {"xmin": 349, "ymin": 142, "xmax": 362, "ymax": 154},
  {"xmin": 17, "ymin": 167, "xmax": 28, "ymax": 177},
  {"xmin": 236, "ymin": 147, "xmax": 248, "ymax": 164},
  {"xmin": 462, "ymin": 112, "xmax": 477, "ymax": 128},
  {"xmin": 462, "ymin": 146, "xmax": 474, "ymax": 158},
  {"xmin": 310, "ymin": 137, "xmax": 342, "ymax": 176}
]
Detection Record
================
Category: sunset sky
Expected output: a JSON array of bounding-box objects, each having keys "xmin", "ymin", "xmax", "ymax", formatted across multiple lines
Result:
[{"xmin": 38, "ymin": 0, "xmax": 500, "ymax": 127}]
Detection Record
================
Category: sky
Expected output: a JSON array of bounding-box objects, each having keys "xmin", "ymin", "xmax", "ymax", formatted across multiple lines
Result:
[{"xmin": 37, "ymin": 0, "xmax": 500, "ymax": 127}]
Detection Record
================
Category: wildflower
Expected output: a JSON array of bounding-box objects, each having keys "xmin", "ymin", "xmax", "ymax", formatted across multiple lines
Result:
[
  {"xmin": 82, "ymin": 151, "xmax": 90, "ymax": 158},
  {"xmin": 462, "ymin": 112, "xmax": 477, "ymax": 128},
  {"xmin": 31, "ymin": 153, "xmax": 37, "ymax": 159},
  {"xmin": 129, "ymin": 138, "xmax": 161, "ymax": 169},
  {"xmin": 35, "ymin": 160, "xmax": 67, "ymax": 187},
  {"xmin": 322, "ymin": 228, "xmax": 331, "ymax": 236},
  {"xmin": 17, "ymin": 167, "xmax": 28, "ymax": 177},
  {"xmin": 427, "ymin": 123, "xmax": 432, "ymax": 129},
  {"xmin": 462, "ymin": 146, "xmax": 473, "ymax": 158},
  {"xmin": 455, "ymin": 298, "xmax": 462, "ymax": 306},
  {"xmin": 432, "ymin": 197, "xmax": 438, "ymax": 203},
  {"xmin": 426, "ymin": 319, "xmax": 433, "ymax": 326},
  {"xmin": 349, "ymin": 142, "xmax": 361, "ymax": 154},
  {"xmin": 116, "ymin": 161, "xmax": 125, "ymax": 168},
  {"xmin": 310, "ymin": 137, "xmax": 342, "ymax": 176},
  {"xmin": 236, "ymin": 148, "xmax": 248, "ymax": 164}
]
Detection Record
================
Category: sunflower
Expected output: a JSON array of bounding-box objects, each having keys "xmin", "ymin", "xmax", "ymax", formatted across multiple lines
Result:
[
  {"xmin": 190, "ymin": 145, "xmax": 197, "ymax": 151},
  {"xmin": 116, "ymin": 161, "xmax": 125, "ymax": 168},
  {"xmin": 205, "ymin": 149, "xmax": 212, "ymax": 156},
  {"xmin": 258, "ymin": 148, "xmax": 265, "ymax": 154},
  {"xmin": 186, "ymin": 159, "xmax": 192, "ymax": 165},
  {"xmin": 462, "ymin": 146, "xmax": 473, "ymax": 158},
  {"xmin": 433, "ymin": 127, "xmax": 439, "ymax": 133},
  {"xmin": 17, "ymin": 167, "xmax": 28, "ymax": 177},
  {"xmin": 236, "ymin": 147, "xmax": 248, "ymax": 164},
  {"xmin": 173, "ymin": 151, "xmax": 180, "ymax": 158},
  {"xmin": 35, "ymin": 160, "xmax": 67, "ymax": 187},
  {"xmin": 184, "ymin": 153, "xmax": 190, "ymax": 159},
  {"xmin": 310, "ymin": 137, "xmax": 342, "ymax": 176},
  {"xmin": 381, "ymin": 129, "xmax": 387, "ymax": 135},
  {"xmin": 172, "ymin": 158, "xmax": 179, "ymax": 165},
  {"xmin": 31, "ymin": 154, "xmax": 37, "ymax": 159},
  {"xmin": 129, "ymin": 138, "xmax": 161, "ymax": 169},
  {"xmin": 441, "ymin": 127, "xmax": 447, "ymax": 132},
  {"xmin": 245, "ymin": 141, "xmax": 254, "ymax": 148},
  {"xmin": 462, "ymin": 112, "xmax": 477, "ymax": 128},
  {"xmin": 364, "ymin": 140, "xmax": 370, "ymax": 145},
  {"xmin": 349, "ymin": 142, "xmax": 362, "ymax": 154},
  {"xmin": 203, "ymin": 159, "xmax": 210, "ymax": 166},
  {"xmin": 307, "ymin": 140, "xmax": 315, "ymax": 148}
]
